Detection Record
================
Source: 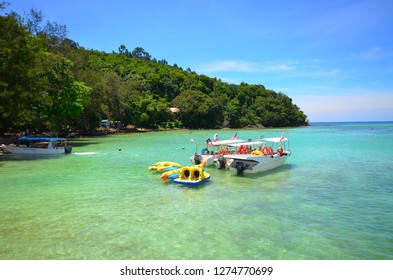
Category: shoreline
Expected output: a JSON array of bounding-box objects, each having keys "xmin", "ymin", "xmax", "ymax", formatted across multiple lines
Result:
[{"xmin": 9, "ymin": 121, "xmax": 393, "ymax": 144}]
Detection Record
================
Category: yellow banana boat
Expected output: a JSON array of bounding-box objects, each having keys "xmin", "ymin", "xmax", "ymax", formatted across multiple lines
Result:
[{"xmin": 148, "ymin": 161, "xmax": 181, "ymax": 172}]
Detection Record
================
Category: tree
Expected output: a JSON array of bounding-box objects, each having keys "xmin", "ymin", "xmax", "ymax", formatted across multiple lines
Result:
[
  {"xmin": 132, "ymin": 93, "xmax": 171, "ymax": 128},
  {"xmin": 131, "ymin": 47, "xmax": 151, "ymax": 61},
  {"xmin": 24, "ymin": 8, "xmax": 43, "ymax": 35},
  {"xmin": 118, "ymin": 44, "xmax": 130, "ymax": 57},
  {"xmin": 158, "ymin": 59, "xmax": 168, "ymax": 65},
  {"xmin": 38, "ymin": 53, "xmax": 91, "ymax": 130},
  {"xmin": 42, "ymin": 21, "xmax": 68, "ymax": 47},
  {"xmin": 225, "ymin": 98, "xmax": 242, "ymax": 127},
  {"xmin": 0, "ymin": 11, "xmax": 43, "ymax": 132},
  {"xmin": 173, "ymin": 90, "xmax": 220, "ymax": 128}
]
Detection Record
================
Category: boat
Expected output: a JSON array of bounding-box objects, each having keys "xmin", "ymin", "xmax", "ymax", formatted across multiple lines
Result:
[
  {"xmin": 190, "ymin": 139, "xmax": 246, "ymax": 166},
  {"xmin": 160, "ymin": 168, "xmax": 182, "ymax": 180},
  {"xmin": 0, "ymin": 136, "xmax": 72, "ymax": 155},
  {"xmin": 161, "ymin": 161, "xmax": 206, "ymax": 180},
  {"xmin": 223, "ymin": 137, "xmax": 291, "ymax": 175},
  {"xmin": 214, "ymin": 140, "xmax": 264, "ymax": 169},
  {"xmin": 173, "ymin": 166, "xmax": 210, "ymax": 186},
  {"xmin": 148, "ymin": 161, "xmax": 181, "ymax": 172}
]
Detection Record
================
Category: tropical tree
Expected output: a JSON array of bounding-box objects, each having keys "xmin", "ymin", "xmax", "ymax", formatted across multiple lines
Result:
[
  {"xmin": 38, "ymin": 52, "xmax": 91, "ymax": 131},
  {"xmin": 173, "ymin": 90, "xmax": 219, "ymax": 128},
  {"xmin": 0, "ymin": 11, "xmax": 43, "ymax": 131}
]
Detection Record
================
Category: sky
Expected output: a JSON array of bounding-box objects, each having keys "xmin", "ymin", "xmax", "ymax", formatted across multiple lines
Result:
[{"xmin": 5, "ymin": 0, "xmax": 393, "ymax": 122}]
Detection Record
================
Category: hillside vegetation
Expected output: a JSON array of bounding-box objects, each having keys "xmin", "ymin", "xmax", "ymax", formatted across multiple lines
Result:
[{"xmin": 0, "ymin": 4, "xmax": 308, "ymax": 134}]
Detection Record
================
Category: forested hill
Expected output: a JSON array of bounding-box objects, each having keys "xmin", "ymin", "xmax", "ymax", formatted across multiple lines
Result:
[{"xmin": 0, "ymin": 5, "xmax": 308, "ymax": 134}]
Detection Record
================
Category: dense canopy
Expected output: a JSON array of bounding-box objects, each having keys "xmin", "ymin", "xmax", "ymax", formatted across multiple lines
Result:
[{"xmin": 0, "ymin": 4, "xmax": 308, "ymax": 134}]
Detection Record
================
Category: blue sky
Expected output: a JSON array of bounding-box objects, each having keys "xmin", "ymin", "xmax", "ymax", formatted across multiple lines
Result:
[{"xmin": 6, "ymin": 0, "xmax": 393, "ymax": 122}]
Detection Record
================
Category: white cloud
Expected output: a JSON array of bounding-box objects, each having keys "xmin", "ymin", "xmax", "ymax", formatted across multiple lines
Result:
[
  {"xmin": 266, "ymin": 64, "xmax": 294, "ymax": 71},
  {"xmin": 351, "ymin": 47, "xmax": 393, "ymax": 61},
  {"xmin": 289, "ymin": 69, "xmax": 341, "ymax": 78},
  {"xmin": 196, "ymin": 59, "xmax": 343, "ymax": 82},
  {"xmin": 196, "ymin": 60, "xmax": 294, "ymax": 74},
  {"xmin": 198, "ymin": 60, "xmax": 259, "ymax": 73},
  {"xmin": 218, "ymin": 77, "xmax": 242, "ymax": 84}
]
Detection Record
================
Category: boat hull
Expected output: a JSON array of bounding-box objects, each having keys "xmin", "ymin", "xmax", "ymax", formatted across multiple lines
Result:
[
  {"xmin": 173, "ymin": 166, "xmax": 210, "ymax": 186},
  {"xmin": 190, "ymin": 154, "xmax": 215, "ymax": 166},
  {"xmin": 0, "ymin": 145, "xmax": 69, "ymax": 155},
  {"xmin": 173, "ymin": 176, "xmax": 210, "ymax": 186},
  {"xmin": 225, "ymin": 153, "xmax": 290, "ymax": 174},
  {"xmin": 214, "ymin": 156, "xmax": 234, "ymax": 169}
]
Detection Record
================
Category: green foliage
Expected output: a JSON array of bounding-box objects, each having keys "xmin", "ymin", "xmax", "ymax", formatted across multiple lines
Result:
[
  {"xmin": 0, "ymin": 10, "xmax": 90, "ymax": 132},
  {"xmin": 0, "ymin": 11, "xmax": 43, "ymax": 131},
  {"xmin": 173, "ymin": 90, "xmax": 219, "ymax": 128},
  {"xmin": 0, "ymin": 6, "xmax": 308, "ymax": 134},
  {"xmin": 38, "ymin": 52, "xmax": 91, "ymax": 130}
]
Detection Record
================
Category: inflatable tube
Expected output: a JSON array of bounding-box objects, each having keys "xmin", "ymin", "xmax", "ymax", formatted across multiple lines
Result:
[
  {"xmin": 190, "ymin": 167, "xmax": 204, "ymax": 180},
  {"xmin": 180, "ymin": 167, "xmax": 192, "ymax": 179},
  {"xmin": 149, "ymin": 161, "xmax": 181, "ymax": 171},
  {"xmin": 161, "ymin": 168, "xmax": 181, "ymax": 180}
]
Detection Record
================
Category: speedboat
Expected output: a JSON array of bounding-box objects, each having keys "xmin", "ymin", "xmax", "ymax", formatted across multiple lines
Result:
[
  {"xmin": 0, "ymin": 136, "xmax": 72, "ymax": 155},
  {"xmin": 173, "ymin": 166, "xmax": 210, "ymax": 186},
  {"xmin": 190, "ymin": 139, "xmax": 246, "ymax": 166},
  {"xmin": 214, "ymin": 140, "xmax": 264, "ymax": 169},
  {"xmin": 223, "ymin": 137, "xmax": 291, "ymax": 175}
]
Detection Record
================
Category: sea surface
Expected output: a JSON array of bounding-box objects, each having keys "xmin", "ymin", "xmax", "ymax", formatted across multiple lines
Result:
[{"xmin": 1, "ymin": 122, "xmax": 392, "ymax": 260}]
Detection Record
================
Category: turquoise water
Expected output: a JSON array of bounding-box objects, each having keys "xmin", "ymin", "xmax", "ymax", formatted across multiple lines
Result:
[{"xmin": 1, "ymin": 122, "xmax": 392, "ymax": 260}]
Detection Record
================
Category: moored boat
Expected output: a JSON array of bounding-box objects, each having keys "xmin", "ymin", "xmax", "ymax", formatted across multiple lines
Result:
[
  {"xmin": 173, "ymin": 166, "xmax": 210, "ymax": 186},
  {"xmin": 190, "ymin": 139, "xmax": 246, "ymax": 166},
  {"xmin": 0, "ymin": 136, "xmax": 72, "ymax": 155},
  {"xmin": 223, "ymin": 137, "xmax": 291, "ymax": 175},
  {"xmin": 213, "ymin": 140, "xmax": 264, "ymax": 169}
]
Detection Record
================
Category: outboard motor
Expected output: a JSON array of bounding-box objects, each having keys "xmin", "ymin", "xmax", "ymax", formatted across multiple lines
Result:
[
  {"xmin": 64, "ymin": 146, "xmax": 72, "ymax": 154},
  {"xmin": 194, "ymin": 154, "xmax": 202, "ymax": 165},
  {"xmin": 217, "ymin": 156, "xmax": 226, "ymax": 169},
  {"xmin": 236, "ymin": 161, "xmax": 246, "ymax": 175}
]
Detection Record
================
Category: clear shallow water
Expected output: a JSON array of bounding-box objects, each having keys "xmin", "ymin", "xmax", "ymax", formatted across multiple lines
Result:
[{"xmin": 1, "ymin": 122, "xmax": 392, "ymax": 260}]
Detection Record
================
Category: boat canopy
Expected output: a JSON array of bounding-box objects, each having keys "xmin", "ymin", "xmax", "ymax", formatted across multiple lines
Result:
[
  {"xmin": 18, "ymin": 136, "xmax": 66, "ymax": 142},
  {"xmin": 196, "ymin": 139, "xmax": 246, "ymax": 146},
  {"xmin": 263, "ymin": 137, "xmax": 288, "ymax": 143},
  {"xmin": 229, "ymin": 141, "xmax": 264, "ymax": 147},
  {"xmin": 210, "ymin": 139, "xmax": 246, "ymax": 146}
]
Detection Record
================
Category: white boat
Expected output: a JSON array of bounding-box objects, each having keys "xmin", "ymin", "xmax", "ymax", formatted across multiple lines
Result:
[
  {"xmin": 190, "ymin": 139, "xmax": 246, "ymax": 166},
  {"xmin": 214, "ymin": 140, "xmax": 264, "ymax": 169},
  {"xmin": 223, "ymin": 137, "xmax": 291, "ymax": 174},
  {"xmin": 0, "ymin": 136, "xmax": 72, "ymax": 155}
]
